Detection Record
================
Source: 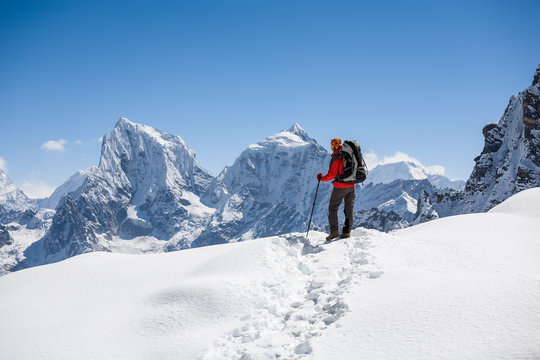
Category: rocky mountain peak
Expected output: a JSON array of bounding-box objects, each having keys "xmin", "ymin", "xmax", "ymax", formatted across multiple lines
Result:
[
  {"xmin": 0, "ymin": 169, "xmax": 35, "ymax": 224},
  {"xmin": 523, "ymin": 67, "xmax": 540, "ymax": 139},
  {"xmin": 197, "ymin": 125, "xmax": 331, "ymax": 245},
  {"xmin": 0, "ymin": 169, "xmax": 17, "ymax": 196},
  {"xmin": 35, "ymin": 119, "xmax": 216, "ymax": 264},
  {"xmin": 427, "ymin": 64, "xmax": 540, "ymax": 217},
  {"xmin": 287, "ymin": 123, "xmax": 310, "ymax": 140},
  {"xmin": 99, "ymin": 117, "xmax": 210, "ymax": 198},
  {"xmin": 116, "ymin": 116, "xmax": 133, "ymax": 127},
  {"xmin": 533, "ymin": 64, "xmax": 540, "ymax": 87}
]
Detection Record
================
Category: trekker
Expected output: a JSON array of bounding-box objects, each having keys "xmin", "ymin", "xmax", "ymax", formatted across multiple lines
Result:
[{"xmin": 317, "ymin": 138, "xmax": 356, "ymax": 241}]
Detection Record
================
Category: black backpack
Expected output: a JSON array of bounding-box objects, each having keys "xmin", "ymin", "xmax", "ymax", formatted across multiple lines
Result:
[{"xmin": 335, "ymin": 140, "xmax": 368, "ymax": 184}]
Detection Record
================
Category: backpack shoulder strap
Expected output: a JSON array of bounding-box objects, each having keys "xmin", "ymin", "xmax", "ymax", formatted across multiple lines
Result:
[{"xmin": 329, "ymin": 152, "xmax": 341, "ymax": 171}]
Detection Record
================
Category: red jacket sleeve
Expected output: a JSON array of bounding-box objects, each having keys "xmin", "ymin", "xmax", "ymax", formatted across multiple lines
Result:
[{"xmin": 321, "ymin": 156, "xmax": 342, "ymax": 182}]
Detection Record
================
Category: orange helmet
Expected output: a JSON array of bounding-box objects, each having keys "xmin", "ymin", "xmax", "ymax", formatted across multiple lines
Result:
[{"xmin": 330, "ymin": 138, "xmax": 342, "ymax": 151}]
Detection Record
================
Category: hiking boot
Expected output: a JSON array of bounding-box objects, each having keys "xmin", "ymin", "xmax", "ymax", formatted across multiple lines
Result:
[
  {"xmin": 325, "ymin": 231, "xmax": 340, "ymax": 241},
  {"xmin": 340, "ymin": 232, "xmax": 351, "ymax": 239}
]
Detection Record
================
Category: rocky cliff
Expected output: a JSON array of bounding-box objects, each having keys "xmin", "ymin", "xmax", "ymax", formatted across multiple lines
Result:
[{"xmin": 415, "ymin": 64, "xmax": 540, "ymax": 223}]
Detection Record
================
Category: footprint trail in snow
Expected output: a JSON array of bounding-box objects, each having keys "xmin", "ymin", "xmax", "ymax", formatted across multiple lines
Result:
[{"xmin": 202, "ymin": 229, "xmax": 385, "ymax": 359}]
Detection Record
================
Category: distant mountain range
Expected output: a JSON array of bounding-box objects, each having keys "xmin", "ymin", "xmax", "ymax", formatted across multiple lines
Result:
[
  {"xmin": 1, "ymin": 64, "xmax": 539, "ymax": 274},
  {"xmin": 364, "ymin": 161, "xmax": 465, "ymax": 190}
]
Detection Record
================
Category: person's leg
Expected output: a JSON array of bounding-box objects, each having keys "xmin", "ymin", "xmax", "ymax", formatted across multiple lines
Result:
[
  {"xmin": 342, "ymin": 187, "xmax": 356, "ymax": 235},
  {"xmin": 328, "ymin": 187, "xmax": 346, "ymax": 235}
]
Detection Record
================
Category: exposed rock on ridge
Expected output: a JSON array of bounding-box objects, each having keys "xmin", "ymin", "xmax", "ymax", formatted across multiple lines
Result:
[
  {"xmin": 415, "ymin": 64, "xmax": 540, "ymax": 223},
  {"xmin": 463, "ymin": 64, "xmax": 540, "ymax": 212}
]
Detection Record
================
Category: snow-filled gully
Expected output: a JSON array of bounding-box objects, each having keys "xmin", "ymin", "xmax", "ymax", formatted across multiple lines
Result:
[{"xmin": 202, "ymin": 230, "xmax": 384, "ymax": 359}]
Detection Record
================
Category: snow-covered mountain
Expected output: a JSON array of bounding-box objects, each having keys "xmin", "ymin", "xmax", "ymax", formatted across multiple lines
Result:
[
  {"xmin": 415, "ymin": 64, "xmax": 540, "ymax": 223},
  {"xmin": 353, "ymin": 161, "xmax": 464, "ymax": 228},
  {"xmin": 38, "ymin": 167, "xmax": 94, "ymax": 210},
  {"xmin": 463, "ymin": 64, "xmax": 540, "ymax": 212},
  {"xmin": 6, "ymin": 121, "xmax": 405, "ymax": 273},
  {"xmin": 0, "ymin": 170, "xmax": 53, "ymax": 274},
  {"xmin": 356, "ymin": 179, "xmax": 435, "ymax": 221},
  {"xmin": 195, "ymin": 124, "xmax": 331, "ymax": 246},
  {"xmin": 2, "ymin": 121, "xmax": 456, "ymax": 272},
  {"xmin": 0, "ymin": 169, "xmax": 35, "ymax": 224},
  {"xmin": 366, "ymin": 161, "xmax": 465, "ymax": 190},
  {"xmin": 2, "ymin": 188, "xmax": 538, "ymax": 360},
  {"xmin": 10, "ymin": 62, "xmax": 538, "ymax": 273},
  {"xmin": 22, "ymin": 118, "xmax": 216, "ymax": 267}
]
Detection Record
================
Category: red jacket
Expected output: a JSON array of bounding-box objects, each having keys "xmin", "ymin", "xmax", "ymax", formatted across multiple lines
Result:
[{"xmin": 321, "ymin": 150, "xmax": 355, "ymax": 188}]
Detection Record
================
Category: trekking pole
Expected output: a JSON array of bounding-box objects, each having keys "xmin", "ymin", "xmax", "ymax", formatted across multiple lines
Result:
[{"xmin": 306, "ymin": 178, "xmax": 321, "ymax": 238}]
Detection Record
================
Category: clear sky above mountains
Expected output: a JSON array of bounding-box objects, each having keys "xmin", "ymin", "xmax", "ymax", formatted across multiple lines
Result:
[{"xmin": 1, "ymin": 0, "xmax": 539, "ymax": 198}]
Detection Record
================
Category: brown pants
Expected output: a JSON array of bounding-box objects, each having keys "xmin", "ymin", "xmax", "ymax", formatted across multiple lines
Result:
[{"xmin": 329, "ymin": 186, "xmax": 355, "ymax": 233}]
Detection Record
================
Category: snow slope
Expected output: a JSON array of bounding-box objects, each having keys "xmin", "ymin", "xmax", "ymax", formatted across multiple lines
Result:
[
  {"xmin": 1, "ymin": 191, "xmax": 538, "ymax": 359},
  {"xmin": 315, "ymin": 188, "xmax": 540, "ymax": 360}
]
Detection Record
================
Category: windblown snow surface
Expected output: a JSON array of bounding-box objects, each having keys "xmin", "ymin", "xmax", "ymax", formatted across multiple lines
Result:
[{"xmin": 1, "ymin": 188, "xmax": 539, "ymax": 360}]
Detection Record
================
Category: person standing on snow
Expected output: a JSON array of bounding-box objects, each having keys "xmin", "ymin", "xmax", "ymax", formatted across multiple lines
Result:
[{"xmin": 317, "ymin": 138, "xmax": 355, "ymax": 241}]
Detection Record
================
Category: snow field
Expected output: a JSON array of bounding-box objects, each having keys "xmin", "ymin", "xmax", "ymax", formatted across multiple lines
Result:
[
  {"xmin": 0, "ymin": 229, "xmax": 381, "ymax": 360},
  {"xmin": 1, "ymin": 188, "xmax": 539, "ymax": 359},
  {"xmin": 313, "ymin": 189, "xmax": 540, "ymax": 360},
  {"xmin": 202, "ymin": 230, "xmax": 383, "ymax": 359}
]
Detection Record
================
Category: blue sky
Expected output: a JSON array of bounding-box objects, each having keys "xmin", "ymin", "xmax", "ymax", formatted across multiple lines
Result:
[{"xmin": 1, "ymin": 0, "xmax": 539, "ymax": 198}]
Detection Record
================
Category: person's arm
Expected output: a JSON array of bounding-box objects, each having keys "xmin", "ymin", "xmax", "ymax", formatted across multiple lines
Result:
[{"xmin": 320, "ymin": 157, "xmax": 341, "ymax": 182}]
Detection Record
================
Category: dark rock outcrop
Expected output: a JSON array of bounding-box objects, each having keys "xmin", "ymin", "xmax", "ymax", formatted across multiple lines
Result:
[
  {"xmin": 0, "ymin": 224, "xmax": 13, "ymax": 247},
  {"xmin": 353, "ymin": 208, "xmax": 409, "ymax": 232}
]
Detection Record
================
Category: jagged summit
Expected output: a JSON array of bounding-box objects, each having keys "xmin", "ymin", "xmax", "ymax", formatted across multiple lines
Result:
[
  {"xmin": 533, "ymin": 64, "xmax": 540, "ymax": 86},
  {"xmin": 99, "ymin": 118, "xmax": 205, "ymax": 195},
  {"xmin": 116, "ymin": 116, "xmax": 131, "ymax": 127},
  {"xmin": 288, "ymin": 123, "xmax": 304, "ymax": 133},
  {"xmin": 101, "ymin": 117, "xmax": 213, "ymax": 200},
  {"xmin": 107, "ymin": 117, "xmax": 190, "ymax": 151},
  {"xmin": 0, "ymin": 169, "xmax": 17, "ymax": 196},
  {"xmin": 246, "ymin": 124, "xmax": 325, "ymax": 153},
  {"xmin": 287, "ymin": 123, "xmax": 310, "ymax": 139},
  {"xmin": 285, "ymin": 123, "xmax": 327, "ymax": 151},
  {"xmin": 416, "ymin": 64, "xmax": 540, "ymax": 223},
  {"xmin": 464, "ymin": 64, "xmax": 540, "ymax": 211},
  {"xmin": 0, "ymin": 169, "xmax": 34, "ymax": 223},
  {"xmin": 34, "ymin": 119, "xmax": 216, "ymax": 264},
  {"xmin": 196, "ymin": 124, "xmax": 330, "ymax": 245}
]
